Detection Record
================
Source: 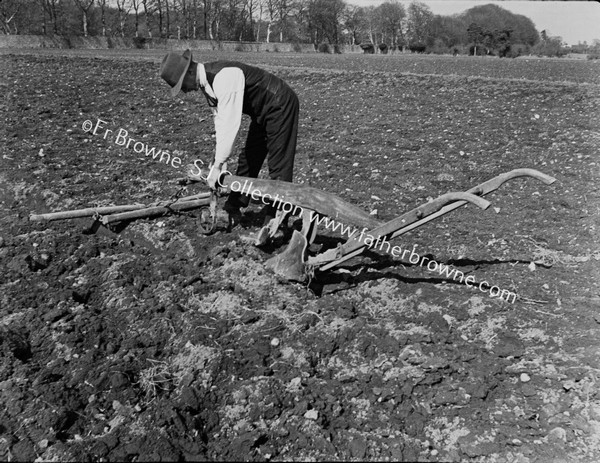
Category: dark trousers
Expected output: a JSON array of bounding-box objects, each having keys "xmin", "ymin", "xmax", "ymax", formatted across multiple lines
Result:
[{"xmin": 226, "ymin": 91, "xmax": 299, "ymax": 210}]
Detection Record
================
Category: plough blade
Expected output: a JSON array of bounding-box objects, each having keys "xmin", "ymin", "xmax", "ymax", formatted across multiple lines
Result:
[{"xmin": 265, "ymin": 230, "xmax": 308, "ymax": 282}]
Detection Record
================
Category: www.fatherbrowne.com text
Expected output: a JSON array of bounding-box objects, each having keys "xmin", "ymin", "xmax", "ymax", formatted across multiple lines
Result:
[{"xmin": 230, "ymin": 179, "xmax": 518, "ymax": 304}]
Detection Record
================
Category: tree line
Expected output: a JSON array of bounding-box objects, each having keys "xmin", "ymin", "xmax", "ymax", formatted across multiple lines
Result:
[{"xmin": 1, "ymin": 0, "xmax": 597, "ymax": 56}]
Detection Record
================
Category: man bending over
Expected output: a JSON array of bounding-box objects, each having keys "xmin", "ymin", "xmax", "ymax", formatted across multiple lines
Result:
[{"xmin": 160, "ymin": 49, "xmax": 300, "ymax": 227}]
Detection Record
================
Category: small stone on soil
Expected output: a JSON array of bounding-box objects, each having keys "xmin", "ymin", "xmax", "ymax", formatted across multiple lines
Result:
[
  {"xmin": 562, "ymin": 380, "xmax": 576, "ymax": 391},
  {"xmin": 303, "ymin": 409, "xmax": 318, "ymax": 420},
  {"xmin": 548, "ymin": 427, "xmax": 567, "ymax": 442}
]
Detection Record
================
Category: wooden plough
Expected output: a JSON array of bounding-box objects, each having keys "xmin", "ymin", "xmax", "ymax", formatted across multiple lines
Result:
[
  {"xmin": 30, "ymin": 168, "xmax": 556, "ymax": 282},
  {"xmin": 217, "ymin": 168, "xmax": 556, "ymax": 281}
]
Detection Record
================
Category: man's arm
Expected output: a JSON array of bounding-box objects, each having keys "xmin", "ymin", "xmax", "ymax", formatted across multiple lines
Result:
[{"xmin": 207, "ymin": 67, "xmax": 245, "ymax": 188}]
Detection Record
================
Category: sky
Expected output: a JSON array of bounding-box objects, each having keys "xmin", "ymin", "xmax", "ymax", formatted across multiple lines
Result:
[{"xmin": 347, "ymin": 1, "xmax": 600, "ymax": 46}]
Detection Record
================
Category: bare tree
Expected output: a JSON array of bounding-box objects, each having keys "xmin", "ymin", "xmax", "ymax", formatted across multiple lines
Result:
[
  {"xmin": 278, "ymin": 0, "xmax": 292, "ymax": 42},
  {"xmin": 264, "ymin": 0, "xmax": 278, "ymax": 42},
  {"xmin": 155, "ymin": 0, "xmax": 164, "ymax": 36},
  {"xmin": 234, "ymin": 0, "xmax": 250, "ymax": 41},
  {"xmin": 177, "ymin": 0, "xmax": 200, "ymax": 38},
  {"xmin": 156, "ymin": 0, "xmax": 175, "ymax": 38},
  {"xmin": 343, "ymin": 5, "xmax": 366, "ymax": 45},
  {"xmin": 255, "ymin": 0, "xmax": 263, "ymax": 40},
  {"xmin": 132, "ymin": 0, "xmax": 142, "ymax": 36},
  {"xmin": 220, "ymin": 0, "xmax": 243, "ymax": 41},
  {"xmin": 292, "ymin": 0, "xmax": 310, "ymax": 43},
  {"xmin": 377, "ymin": 0, "xmax": 405, "ymax": 49},
  {"xmin": 234, "ymin": 0, "xmax": 257, "ymax": 41},
  {"xmin": 116, "ymin": 0, "xmax": 131, "ymax": 37},
  {"xmin": 176, "ymin": 0, "xmax": 188, "ymax": 37},
  {"xmin": 406, "ymin": 0, "xmax": 433, "ymax": 48},
  {"xmin": 191, "ymin": 0, "xmax": 200, "ymax": 38},
  {"xmin": 243, "ymin": 0, "xmax": 256, "ymax": 41},
  {"xmin": 0, "ymin": 0, "xmax": 22, "ymax": 34},
  {"xmin": 203, "ymin": 0, "xmax": 223, "ymax": 39},
  {"xmin": 165, "ymin": 0, "xmax": 171, "ymax": 37},
  {"xmin": 74, "ymin": 0, "xmax": 94, "ymax": 37},
  {"xmin": 364, "ymin": 6, "xmax": 381, "ymax": 51},
  {"xmin": 141, "ymin": 0, "xmax": 154, "ymax": 37},
  {"xmin": 307, "ymin": 0, "xmax": 345, "ymax": 47},
  {"xmin": 97, "ymin": 0, "xmax": 108, "ymax": 35},
  {"xmin": 202, "ymin": 0, "xmax": 208, "ymax": 37},
  {"xmin": 39, "ymin": 0, "xmax": 61, "ymax": 34},
  {"xmin": 154, "ymin": 0, "xmax": 169, "ymax": 36}
]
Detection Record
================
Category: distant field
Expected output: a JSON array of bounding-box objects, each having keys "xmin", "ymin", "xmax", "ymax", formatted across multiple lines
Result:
[
  {"xmin": 1, "ymin": 50, "xmax": 600, "ymax": 462},
  {"xmin": 2, "ymin": 47, "xmax": 599, "ymax": 84}
]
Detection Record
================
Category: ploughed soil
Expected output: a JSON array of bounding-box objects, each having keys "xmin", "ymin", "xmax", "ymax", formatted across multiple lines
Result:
[{"xmin": 1, "ymin": 50, "xmax": 599, "ymax": 462}]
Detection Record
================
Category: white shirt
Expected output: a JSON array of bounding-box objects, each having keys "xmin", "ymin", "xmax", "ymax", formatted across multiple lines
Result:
[{"xmin": 197, "ymin": 64, "xmax": 245, "ymax": 166}]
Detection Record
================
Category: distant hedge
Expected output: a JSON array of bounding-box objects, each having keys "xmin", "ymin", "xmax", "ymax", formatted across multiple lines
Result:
[{"xmin": 0, "ymin": 34, "xmax": 317, "ymax": 53}]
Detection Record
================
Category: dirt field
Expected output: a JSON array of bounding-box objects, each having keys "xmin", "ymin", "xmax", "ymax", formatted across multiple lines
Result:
[{"xmin": 1, "ymin": 49, "xmax": 599, "ymax": 462}]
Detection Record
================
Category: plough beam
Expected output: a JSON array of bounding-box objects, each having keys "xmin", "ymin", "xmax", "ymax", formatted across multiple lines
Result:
[{"xmin": 220, "ymin": 176, "xmax": 379, "ymax": 230}]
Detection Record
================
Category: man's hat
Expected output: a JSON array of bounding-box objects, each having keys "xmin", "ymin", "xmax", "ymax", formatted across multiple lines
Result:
[{"xmin": 160, "ymin": 49, "xmax": 193, "ymax": 97}]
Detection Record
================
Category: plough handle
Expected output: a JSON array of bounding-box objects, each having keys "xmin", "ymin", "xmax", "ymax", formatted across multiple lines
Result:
[
  {"xmin": 433, "ymin": 192, "xmax": 491, "ymax": 210},
  {"xmin": 316, "ymin": 168, "xmax": 556, "ymax": 271},
  {"xmin": 317, "ymin": 192, "xmax": 489, "ymax": 271},
  {"xmin": 385, "ymin": 168, "xmax": 557, "ymax": 241},
  {"xmin": 463, "ymin": 168, "xmax": 556, "ymax": 201}
]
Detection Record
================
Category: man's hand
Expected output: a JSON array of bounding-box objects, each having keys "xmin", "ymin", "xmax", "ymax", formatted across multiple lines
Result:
[{"xmin": 207, "ymin": 163, "xmax": 223, "ymax": 190}]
